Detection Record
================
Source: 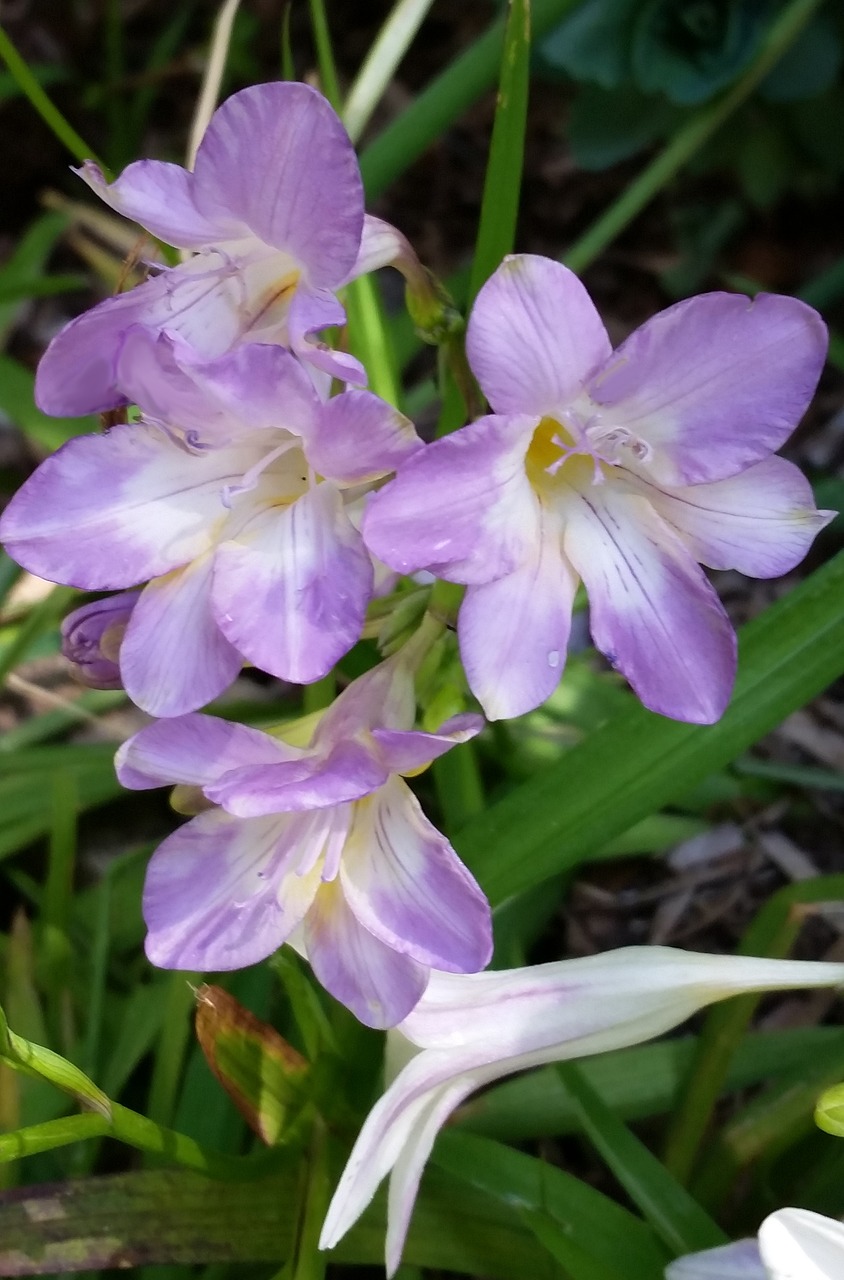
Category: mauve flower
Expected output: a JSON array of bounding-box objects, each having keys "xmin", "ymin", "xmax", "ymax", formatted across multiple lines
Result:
[
  {"xmin": 2, "ymin": 330, "xmax": 420, "ymax": 715},
  {"xmin": 36, "ymin": 81, "xmax": 373, "ymax": 416},
  {"xmin": 364, "ymin": 254, "xmax": 832, "ymax": 724},
  {"xmin": 319, "ymin": 949, "xmax": 844, "ymax": 1275},
  {"xmin": 666, "ymin": 1207, "xmax": 844, "ymax": 1279},
  {"xmin": 61, "ymin": 590, "xmax": 140, "ymax": 688},
  {"xmin": 115, "ymin": 650, "xmax": 493, "ymax": 1028}
]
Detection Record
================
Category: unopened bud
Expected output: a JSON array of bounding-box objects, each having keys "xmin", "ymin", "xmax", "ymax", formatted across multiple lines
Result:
[{"xmin": 60, "ymin": 591, "xmax": 141, "ymax": 689}]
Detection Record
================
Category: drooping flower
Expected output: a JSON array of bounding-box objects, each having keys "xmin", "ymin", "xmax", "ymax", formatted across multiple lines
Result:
[
  {"xmin": 363, "ymin": 254, "xmax": 832, "ymax": 724},
  {"xmin": 2, "ymin": 330, "xmax": 420, "ymax": 715},
  {"xmin": 319, "ymin": 948, "xmax": 844, "ymax": 1274},
  {"xmin": 666, "ymin": 1207, "xmax": 844, "ymax": 1279},
  {"xmin": 36, "ymin": 81, "xmax": 375, "ymax": 415},
  {"xmin": 115, "ymin": 646, "xmax": 493, "ymax": 1028},
  {"xmin": 61, "ymin": 590, "xmax": 141, "ymax": 689}
]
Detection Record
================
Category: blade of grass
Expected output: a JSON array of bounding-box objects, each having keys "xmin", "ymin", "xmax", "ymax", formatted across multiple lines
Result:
[
  {"xmin": 558, "ymin": 1063, "xmax": 727, "ymax": 1255},
  {"xmin": 454, "ymin": 549, "xmax": 844, "ymax": 906},
  {"xmin": 359, "ymin": 0, "xmax": 581, "ymax": 201},
  {"xmin": 343, "ymin": 0, "xmax": 437, "ymax": 143},
  {"xmin": 308, "ymin": 0, "xmax": 341, "ymax": 112},
  {"xmin": 0, "ymin": 26, "xmax": 104, "ymax": 170}
]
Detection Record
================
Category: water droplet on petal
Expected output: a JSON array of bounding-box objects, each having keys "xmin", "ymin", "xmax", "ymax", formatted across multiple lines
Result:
[{"xmin": 547, "ymin": 650, "xmax": 560, "ymax": 669}]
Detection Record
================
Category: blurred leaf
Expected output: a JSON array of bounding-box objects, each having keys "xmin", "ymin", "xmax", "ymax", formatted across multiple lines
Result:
[
  {"xmin": 568, "ymin": 83, "xmax": 682, "ymax": 169},
  {"xmin": 760, "ymin": 10, "xmax": 841, "ymax": 100},
  {"xmin": 536, "ymin": 0, "xmax": 638, "ymax": 88},
  {"xmin": 0, "ymin": 211, "xmax": 69, "ymax": 346},
  {"xmin": 0, "ymin": 355, "xmax": 96, "ymax": 450},
  {"xmin": 631, "ymin": 0, "xmax": 768, "ymax": 105},
  {"xmin": 736, "ymin": 118, "xmax": 794, "ymax": 207},
  {"xmin": 195, "ymin": 984, "xmax": 310, "ymax": 1147}
]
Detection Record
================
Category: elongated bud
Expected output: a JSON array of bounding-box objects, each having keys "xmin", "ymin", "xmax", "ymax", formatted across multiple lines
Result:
[{"xmin": 60, "ymin": 591, "xmax": 140, "ymax": 689}]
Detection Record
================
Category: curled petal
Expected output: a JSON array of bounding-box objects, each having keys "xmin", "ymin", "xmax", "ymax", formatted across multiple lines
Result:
[
  {"xmin": 212, "ymin": 484, "xmax": 373, "ymax": 684},
  {"xmin": 340, "ymin": 777, "xmax": 492, "ymax": 973},
  {"xmin": 193, "ymin": 82, "xmax": 364, "ymax": 286},
  {"xmin": 759, "ymin": 1207, "xmax": 844, "ymax": 1280},
  {"xmin": 467, "ymin": 255, "xmax": 612, "ymax": 415},
  {"xmin": 119, "ymin": 558, "xmax": 245, "ymax": 717},
  {"xmin": 77, "ymin": 159, "xmax": 236, "ymax": 248},
  {"xmin": 116, "ymin": 711, "xmax": 297, "ymax": 791},
  {"xmin": 287, "ymin": 285, "xmax": 367, "ymax": 385},
  {"xmin": 629, "ymin": 456, "xmax": 834, "ymax": 578},
  {"xmin": 458, "ymin": 505, "xmax": 576, "ymax": 720},
  {"xmin": 371, "ymin": 713, "xmax": 484, "ymax": 775},
  {"xmin": 589, "ymin": 292, "xmax": 828, "ymax": 486},
  {"xmin": 363, "ymin": 414, "xmax": 539, "ymax": 583},
  {"xmin": 309, "ymin": 390, "xmax": 421, "ymax": 484},
  {"xmin": 305, "ymin": 879, "xmax": 429, "ymax": 1029},
  {"xmin": 206, "ymin": 740, "xmax": 389, "ymax": 817},
  {"xmin": 563, "ymin": 486, "xmax": 736, "ymax": 724},
  {"xmin": 143, "ymin": 807, "xmax": 323, "ymax": 970}
]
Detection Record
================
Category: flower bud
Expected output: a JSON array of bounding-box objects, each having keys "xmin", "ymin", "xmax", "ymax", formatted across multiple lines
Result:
[{"xmin": 60, "ymin": 590, "xmax": 141, "ymax": 689}]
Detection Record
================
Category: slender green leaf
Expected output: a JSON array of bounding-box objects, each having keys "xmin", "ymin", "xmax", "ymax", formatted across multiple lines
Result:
[
  {"xmin": 359, "ymin": 0, "xmax": 581, "ymax": 200},
  {"xmin": 0, "ymin": 355, "xmax": 96, "ymax": 449},
  {"xmin": 433, "ymin": 1129, "xmax": 669, "ymax": 1279},
  {"xmin": 467, "ymin": 0, "xmax": 530, "ymax": 305},
  {"xmin": 557, "ymin": 1064, "xmax": 726, "ymax": 1255},
  {"xmin": 456, "ymin": 550, "xmax": 844, "ymax": 905}
]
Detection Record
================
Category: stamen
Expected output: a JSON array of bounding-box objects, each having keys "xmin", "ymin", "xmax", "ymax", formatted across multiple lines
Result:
[
  {"xmin": 221, "ymin": 439, "xmax": 301, "ymax": 508},
  {"xmin": 145, "ymin": 415, "xmax": 212, "ymax": 454}
]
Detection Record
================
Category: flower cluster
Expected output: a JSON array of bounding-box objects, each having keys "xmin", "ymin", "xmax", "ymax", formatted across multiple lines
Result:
[{"xmin": 0, "ymin": 79, "xmax": 836, "ymax": 1275}]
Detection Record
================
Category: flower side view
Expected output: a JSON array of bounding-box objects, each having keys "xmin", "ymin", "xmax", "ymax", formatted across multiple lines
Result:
[
  {"xmin": 319, "ymin": 947, "xmax": 844, "ymax": 1274},
  {"xmin": 36, "ymin": 80, "xmax": 376, "ymax": 415},
  {"xmin": 363, "ymin": 254, "xmax": 832, "ymax": 724},
  {"xmin": 115, "ymin": 649, "xmax": 493, "ymax": 1028},
  {"xmin": 1, "ymin": 330, "xmax": 420, "ymax": 715},
  {"xmin": 666, "ymin": 1206, "xmax": 844, "ymax": 1279}
]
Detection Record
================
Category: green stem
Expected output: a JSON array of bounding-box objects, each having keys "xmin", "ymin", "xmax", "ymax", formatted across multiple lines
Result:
[
  {"xmin": 0, "ymin": 26, "xmax": 105, "ymax": 170},
  {"xmin": 307, "ymin": 0, "xmax": 341, "ymax": 112},
  {"xmin": 564, "ymin": 0, "xmax": 825, "ymax": 274}
]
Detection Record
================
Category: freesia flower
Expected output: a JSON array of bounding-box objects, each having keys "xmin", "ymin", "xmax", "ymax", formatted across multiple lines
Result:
[
  {"xmin": 666, "ymin": 1206, "xmax": 844, "ymax": 1278},
  {"xmin": 319, "ymin": 947, "xmax": 844, "ymax": 1273},
  {"xmin": 115, "ymin": 647, "xmax": 493, "ymax": 1027},
  {"xmin": 36, "ymin": 81, "xmax": 372, "ymax": 415},
  {"xmin": 2, "ymin": 329, "xmax": 420, "ymax": 716},
  {"xmin": 61, "ymin": 590, "xmax": 140, "ymax": 689},
  {"xmin": 363, "ymin": 254, "xmax": 831, "ymax": 723}
]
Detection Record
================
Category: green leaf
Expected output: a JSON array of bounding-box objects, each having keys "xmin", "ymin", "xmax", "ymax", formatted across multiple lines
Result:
[
  {"xmin": 359, "ymin": 0, "xmax": 581, "ymax": 200},
  {"xmin": 631, "ymin": 0, "xmax": 766, "ymax": 105},
  {"xmin": 557, "ymin": 1064, "xmax": 726, "ymax": 1254},
  {"xmin": 0, "ymin": 1004, "xmax": 111, "ymax": 1119},
  {"xmin": 0, "ymin": 355, "xmax": 96, "ymax": 449},
  {"xmin": 467, "ymin": 0, "xmax": 531, "ymax": 305},
  {"xmin": 433, "ymin": 1129, "xmax": 670, "ymax": 1279},
  {"xmin": 456, "ymin": 549, "xmax": 844, "ymax": 906}
]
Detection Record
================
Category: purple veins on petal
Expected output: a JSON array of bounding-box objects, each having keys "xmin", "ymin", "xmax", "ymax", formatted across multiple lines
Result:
[{"xmin": 364, "ymin": 252, "xmax": 830, "ymax": 725}]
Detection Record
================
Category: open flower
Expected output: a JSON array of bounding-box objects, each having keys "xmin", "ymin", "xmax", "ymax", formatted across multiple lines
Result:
[
  {"xmin": 319, "ymin": 948, "xmax": 844, "ymax": 1273},
  {"xmin": 666, "ymin": 1207, "xmax": 844, "ymax": 1279},
  {"xmin": 115, "ymin": 650, "xmax": 493, "ymax": 1027},
  {"xmin": 2, "ymin": 330, "xmax": 419, "ymax": 715},
  {"xmin": 36, "ymin": 81, "xmax": 371, "ymax": 415},
  {"xmin": 364, "ymin": 254, "xmax": 831, "ymax": 723}
]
